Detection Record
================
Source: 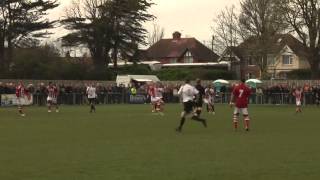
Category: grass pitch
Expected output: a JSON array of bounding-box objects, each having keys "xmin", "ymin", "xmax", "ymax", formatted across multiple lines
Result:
[{"xmin": 0, "ymin": 104, "xmax": 320, "ymax": 180}]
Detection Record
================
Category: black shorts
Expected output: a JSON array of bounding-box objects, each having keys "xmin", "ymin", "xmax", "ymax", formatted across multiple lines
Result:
[
  {"xmin": 183, "ymin": 101, "xmax": 194, "ymax": 113},
  {"xmin": 88, "ymin": 98, "xmax": 96, "ymax": 104},
  {"xmin": 195, "ymin": 99, "xmax": 203, "ymax": 108}
]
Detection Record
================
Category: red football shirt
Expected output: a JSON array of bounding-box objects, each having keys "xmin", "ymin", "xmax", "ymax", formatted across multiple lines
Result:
[
  {"xmin": 47, "ymin": 86, "xmax": 58, "ymax": 98},
  {"xmin": 293, "ymin": 89, "xmax": 303, "ymax": 101},
  {"xmin": 148, "ymin": 86, "xmax": 156, "ymax": 97},
  {"xmin": 16, "ymin": 85, "xmax": 28, "ymax": 98},
  {"xmin": 232, "ymin": 83, "xmax": 252, "ymax": 108}
]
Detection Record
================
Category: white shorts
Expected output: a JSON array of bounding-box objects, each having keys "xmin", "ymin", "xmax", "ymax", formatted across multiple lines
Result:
[
  {"xmin": 151, "ymin": 97, "xmax": 161, "ymax": 103},
  {"xmin": 296, "ymin": 101, "xmax": 301, "ymax": 106},
  {"xmin": 234, "ymin": 108, "xmax": 249, "ymax": 116},
  {"xmin": 204, "ymin": 98, "xmax": 214, "ymax": 104},
  {"xmin": 47, "ymin": 97, "xmax": 57, "ymax": 104},
  {"xmin": 17, "ymin": 97, "xmax": 24, "ymax": 106}
]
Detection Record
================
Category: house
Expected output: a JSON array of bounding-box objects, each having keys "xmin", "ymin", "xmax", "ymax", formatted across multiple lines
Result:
[
  {"xmin": 219, "ymin": 34, "xmax": 310, "ymax": 79},
  {"xmin": 219, "ymin": 46, "xmax": 246, "ymax": 79},
  {"xmin": 145, "ymin": 31, "xmax": 220, "ymax": 64},
  {"xmin": 63, "ymin": 32, "xmax": 225, "ymax": 70},
  {"xmin": 265, "ymin": 35, "xmax": 310, "ymax": 78}
]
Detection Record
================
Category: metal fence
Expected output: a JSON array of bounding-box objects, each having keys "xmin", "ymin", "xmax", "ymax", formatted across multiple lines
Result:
[
  {"xmin": 28, "ymin": 92, "xmax": 318, "ymax": 106},
  {"xmin": 31, "ymin": 92, "xmax": 178, "ymax": 105},
  {"xmin": 214, "ymin": 92, "xmax": 317, "ymax": 105}
]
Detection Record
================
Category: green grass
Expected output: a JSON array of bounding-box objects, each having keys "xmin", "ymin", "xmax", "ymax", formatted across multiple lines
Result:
[{"xmin": 0, "ymin": 104, "xmax": 320, "ymax": 180}]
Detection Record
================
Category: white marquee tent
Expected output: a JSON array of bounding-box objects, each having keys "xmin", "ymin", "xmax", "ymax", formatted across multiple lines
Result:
[{"xmin": 116, "ymin": 75, "xmax": 160, "ymax": 87}]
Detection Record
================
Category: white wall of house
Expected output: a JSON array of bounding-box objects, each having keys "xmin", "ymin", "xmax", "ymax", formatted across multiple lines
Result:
[{"xmin": 267, "ymin": 45, "xmax": 310, "ymax": 78}]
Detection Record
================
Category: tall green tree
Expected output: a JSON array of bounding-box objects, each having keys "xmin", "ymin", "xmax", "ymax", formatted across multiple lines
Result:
[
  {"xmin": 62, "ymin": 0, "xmax": 112, "ymax": 71},
  {"xmin": 61, "ymin": 0, "xmax": 154, "ymax": 70},
  {"xmin": 0, "ymin": 0, "xmax": 59, "ymax": 70},
  {"xmin": 281, "ymin": 0, "xmax": 320, "ymax": 78},
  {"xmin": 106, "ymin": 0, "xmax": 154, "ymax": 68}
]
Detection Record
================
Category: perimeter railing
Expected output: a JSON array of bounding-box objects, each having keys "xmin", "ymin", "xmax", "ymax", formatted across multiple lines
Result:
[
  {"xmin": 31, "ymin": 92, "xmax": 320, "ymax": 106},
  {"xmin": 0, "ymin": 91, "xmax": 318, "ymax": 106},
  {"xmin": 213, "ymin": 92, "xmax": 317, "ymax": 105}
]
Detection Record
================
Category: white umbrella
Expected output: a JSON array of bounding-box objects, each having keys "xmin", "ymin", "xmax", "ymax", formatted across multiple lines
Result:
[
  {"xmin": 246, "ymin": 79, "xmax": 262, "ymax": 84},
  {"xmin": 213, "ymin": 79, "xmax": 230, "ymax": 84}
]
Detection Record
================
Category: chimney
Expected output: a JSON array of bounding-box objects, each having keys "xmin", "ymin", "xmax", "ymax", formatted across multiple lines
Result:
[{"xmin": 172, "ymin": 31, "xmax": 181, "ymax": 40}]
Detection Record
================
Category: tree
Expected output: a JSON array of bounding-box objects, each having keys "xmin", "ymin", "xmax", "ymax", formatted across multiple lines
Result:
[
  {"xmin": 107, "ymin": 0, "xmax": 154, "ymax": 68},
  {"xmin": 61, "ymin": 0, "xmax": 112, "ymax": 70},
  {"xmin": 212, "ymin": 5, "xmax": 242, "ymax": 54},
  {"xmin": 61, "ymin": 0, "xmax": 154, "ymax": 70},
  {"xmin": 148, "ymin": 22, "xmax": 165, "ymax": 46},
  {"xmin": 10, "ymin": 44, "xmax": 61, "ymax": 79},
  {"xmin": 0, "ymin": 0, "xmax": 59, "ymax": 70},
  {"xmin": 239, "ymin": 0, "xmax": 288, "ymax": 72},
  {"xmin": 281, "ymin": 0, "xmax": 320, "ymax": 78}
]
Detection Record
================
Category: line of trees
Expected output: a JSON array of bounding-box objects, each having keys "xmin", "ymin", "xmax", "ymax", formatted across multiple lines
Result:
[
  {"xmin": 61, "ymin": 0, "xmax": 154, "ymax": 70},
  {"xmin": 212, "ymin": 0, "xmax": 320, "ymax": 78},
  {"xmin": 0, "ymin": 0, "xmax": 155, "ymax": 78}
]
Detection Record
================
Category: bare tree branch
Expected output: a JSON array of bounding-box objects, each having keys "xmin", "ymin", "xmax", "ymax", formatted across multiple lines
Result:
[
  {"xmin": 281, "ymin": 0, "xmax": 320, "ymax": 78},
  {"xmin": 147, "ymin": 22, "xmax": 164, "ymax": 46}
]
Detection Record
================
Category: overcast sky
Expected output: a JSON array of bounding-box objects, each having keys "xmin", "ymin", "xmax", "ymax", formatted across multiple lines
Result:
[{"xmin": 48, "ymin": 0, "xmax": 240, "ymax": 43}]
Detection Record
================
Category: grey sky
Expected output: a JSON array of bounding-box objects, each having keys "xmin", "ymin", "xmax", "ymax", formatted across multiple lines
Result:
[{"xmin": 48, "ymin": 0, "xmax": 240, "ymax": 43}]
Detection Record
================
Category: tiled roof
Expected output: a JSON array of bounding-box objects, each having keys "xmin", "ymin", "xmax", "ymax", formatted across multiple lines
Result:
[
  {"xmin": 237, "ymin": 34, "xmax": 309, "ymax": 59},
  {"xmin": 146, "ymin": 38, "xmax": 220, "ymax": 62}
]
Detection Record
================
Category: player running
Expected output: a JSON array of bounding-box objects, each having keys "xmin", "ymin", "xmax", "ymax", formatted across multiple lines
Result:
[
  {"xmin": 155, "ymin": 83, "xmax": 165, "ymax": 115},
  {"xmin": 16, "ymin": 82, "xmax": 31, "ymax": 117},
  {"xmin": 148, "ymin": 82, "xmax": 162, "ymax": 114},
  {"xmin": 176, "ymin": 79, "xmax": 207, "ymax": 133},
  {"xmin": 148, "ymin": 82, "xmax": 157, "ymax": 112},
  {"xmin": 46, "ymin": 82, "xmax": 59, "ymax": 113},
  {"xmin": 293, "ymin": 87, "xmax": 303, "ymax": 113},
  {"xmin": 230, "ymin": 79, "xmax": 252, "ymax": 131},
  {"xmin": 86, "ymin": 84, "xmax": 97, "ymax": 113},
  {"xmin": 204, "ymin": 84, "xmax": 215, "ymax": 114},
  {"xmin": 193, "ymin": 79, "xmax": 205, "ymax": 119}
]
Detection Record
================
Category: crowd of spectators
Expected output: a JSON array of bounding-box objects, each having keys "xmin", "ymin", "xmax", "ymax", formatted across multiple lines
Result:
[
  {"xmin": 0, "ymin": 81, "xmax": 181, "ymax": 105},
  {"xmin": 1, "ymin": 81, "xmax": 320, "ymax": 105}
]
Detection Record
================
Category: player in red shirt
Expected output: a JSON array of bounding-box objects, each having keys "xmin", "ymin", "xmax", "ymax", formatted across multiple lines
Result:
[
  {"xmin": 293, "ymin": 87, "xmax": 303, "ymax": 113},
  {"xmin": 16, "ymin": 82, "xmax": 31, "ymax": 117},
  {"xmin": 46, "ymin": 82, "xmax": 59, "ymax": 113},
  {"xmin": 230, "ymin": 79, "xmax": 252, "ymax": 131},
  {"xmin": 148, "ymin": 83, "xmax": 157, "ymax": 113},
  {"xmin": 155, "ymin": 83, "xmax": 165, "ymax": 115}
]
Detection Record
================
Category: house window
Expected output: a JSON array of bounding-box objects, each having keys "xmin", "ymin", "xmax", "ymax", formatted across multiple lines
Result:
[
  {"xmin": 267, "ymin": 55, "xmax": 276, "ymax": 65},
  {"xmin": 282, "ymin": 55, "xmax": 293, "ymax": 65},
  {"xmin": 170, "ymin": 58, "xmax": 177, "ymax": 63},
  {"xmin": 184, "ymin": 51, "xmax": 193, "ymax": 63}
]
